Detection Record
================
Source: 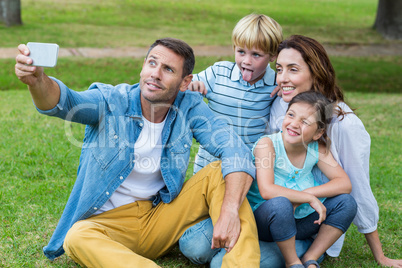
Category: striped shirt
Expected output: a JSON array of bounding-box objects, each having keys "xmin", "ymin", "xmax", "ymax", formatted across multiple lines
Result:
[{"xmin": 193, "ymin": 61, "xmax": 277, "ymax": 173}]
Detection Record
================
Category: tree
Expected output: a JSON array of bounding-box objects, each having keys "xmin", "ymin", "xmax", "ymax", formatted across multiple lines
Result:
[
  {"xmin": 373, "ymin": 0, "xmax": 402, "ymax": 40},
  {"xmin": 0, "ymin": 0, "xmax": 23, "ymax": 27}
]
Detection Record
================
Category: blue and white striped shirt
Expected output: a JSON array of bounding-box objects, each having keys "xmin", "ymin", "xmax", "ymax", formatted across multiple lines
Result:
[{"xmin": 193, "ymin": 61, "xmax": 277, "ymax": 173}]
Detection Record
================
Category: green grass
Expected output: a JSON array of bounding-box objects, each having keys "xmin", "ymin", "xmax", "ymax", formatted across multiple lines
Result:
[
  {"xmin": 0, "ymin": 0, "xmax": 396, "ymax": 48},
  {"xmin": 0, "ymin": 89, "xmax": 400, "ymax": 267}
]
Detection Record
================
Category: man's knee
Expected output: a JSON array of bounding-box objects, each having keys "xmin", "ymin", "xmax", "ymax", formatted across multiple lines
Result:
[
  {"xmin": 189, "ymin": 160, "xmax": 224, "ymax": 188},
  {"xmin": 63, "ymin": 220, "xmax": 94, "ymax": 255}
]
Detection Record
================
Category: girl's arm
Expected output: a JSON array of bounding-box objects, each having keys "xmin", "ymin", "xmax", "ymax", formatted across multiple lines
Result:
[
  {"xmin": 304, "ymin": 144, "xmax": 352, "ymax": 198},
  {"xmin": 255, "ymin": 137, "xmax": 326, "ymax": 224}
]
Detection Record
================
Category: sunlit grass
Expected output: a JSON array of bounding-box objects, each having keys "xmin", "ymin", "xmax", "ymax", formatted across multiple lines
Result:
[{"xmin": 0, "ymin": 0, "xmax": 392, "ymax": 48}]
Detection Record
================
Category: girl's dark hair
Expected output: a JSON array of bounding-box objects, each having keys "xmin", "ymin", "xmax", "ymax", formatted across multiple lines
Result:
[
  {"xmin": 279, "ymin": 35, "xmax": 349, "ymax": 119},
  {"xmin": 288, "ymin": 91, "xmax": 334, "ymax": 150}
]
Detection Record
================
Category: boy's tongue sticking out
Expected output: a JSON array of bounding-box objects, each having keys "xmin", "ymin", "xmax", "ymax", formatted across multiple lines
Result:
[{"xmin": 242, "ymin": 68, "xmax": 253, "ymax": 82}]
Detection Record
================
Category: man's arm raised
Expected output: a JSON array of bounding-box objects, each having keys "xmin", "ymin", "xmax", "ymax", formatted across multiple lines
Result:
[{"xmin": 15, "ymin": 44, "xmax": 60, "ymax": 110}]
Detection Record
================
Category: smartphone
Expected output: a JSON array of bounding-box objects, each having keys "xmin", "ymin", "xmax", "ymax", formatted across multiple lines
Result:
[{"xmin": 27, "ymin": 42, "xmax": 59, "ymax": 67}]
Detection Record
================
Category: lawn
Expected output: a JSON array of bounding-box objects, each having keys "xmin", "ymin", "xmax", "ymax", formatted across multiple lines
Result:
[
  {"xmin": 0, "ymin": 0, "xmax": 401, "ymax": 267},
  {"xmin": 0, "ymin": 0, "xmax": 395, "ymax": 48}
]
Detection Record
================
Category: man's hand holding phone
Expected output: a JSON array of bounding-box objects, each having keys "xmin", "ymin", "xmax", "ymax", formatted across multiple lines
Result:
[
  {"xmin": 15, "ymin": 42, "xmax": 58, "ymax": 86},
  {"xmin": 15, "ymin": 43, "xmax": 61, "ymax": 110}
]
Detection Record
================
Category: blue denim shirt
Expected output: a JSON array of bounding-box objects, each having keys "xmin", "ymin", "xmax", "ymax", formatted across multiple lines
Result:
[{"xmin": 40, "ymin": 78, "xmax": 255, "ymax": 260}]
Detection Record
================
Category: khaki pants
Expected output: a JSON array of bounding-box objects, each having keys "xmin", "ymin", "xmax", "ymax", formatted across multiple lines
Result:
[{"xmin": 63, "ymin": 162, "xmax": 260, "ymax": 267}]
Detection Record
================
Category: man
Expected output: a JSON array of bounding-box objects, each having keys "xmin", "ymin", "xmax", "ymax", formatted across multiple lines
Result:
[{"xmin": 15, "ymin": 38, "xmax": 259, "ymax": 267}]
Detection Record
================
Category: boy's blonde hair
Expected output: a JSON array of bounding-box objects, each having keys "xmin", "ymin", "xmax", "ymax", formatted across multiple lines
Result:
[{"xmin": 232, "ymin": 14, "xmax": 283, "ymax": 56}]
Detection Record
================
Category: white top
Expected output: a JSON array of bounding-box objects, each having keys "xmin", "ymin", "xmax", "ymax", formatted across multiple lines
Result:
[
  {"xmin": 269, "ymin": 97, "xmax": 379, "ymax": 257},
  {"xmin": 95, "ymin": 116, "xmax": 166, "ymax": 214}
]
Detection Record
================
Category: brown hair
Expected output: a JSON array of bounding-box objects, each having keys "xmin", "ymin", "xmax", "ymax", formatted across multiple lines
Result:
[
  {"xmin": 288, "ymin": 91, "xmax": 333, "ymax": 150},
  {"xmin": 147, "ymin": 37, "xmax": 195, "ymax": 77},
  {"xmin": 278, "ymin": 35, "xmax": 348, "ymax": 118}
]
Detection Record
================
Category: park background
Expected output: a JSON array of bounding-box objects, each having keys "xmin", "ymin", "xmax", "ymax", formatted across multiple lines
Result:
[{"xmin": 0, "ymin": 0, "xmax": 401, "ymax": 267}]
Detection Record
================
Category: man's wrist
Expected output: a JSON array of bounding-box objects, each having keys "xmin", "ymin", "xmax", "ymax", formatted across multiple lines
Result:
[{"xmin": 220, "ymin": 201, "xmax": 241, "ymax": 216}]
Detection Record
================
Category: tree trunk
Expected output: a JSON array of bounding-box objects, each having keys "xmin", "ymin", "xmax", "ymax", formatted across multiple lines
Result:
[
  {"xmin": 0, "ymin": 0, "xmax": 23, "ymax": 27},
  {"xmin": 374, "ymin": 0, "xmax": 402, "ymax": 40}
]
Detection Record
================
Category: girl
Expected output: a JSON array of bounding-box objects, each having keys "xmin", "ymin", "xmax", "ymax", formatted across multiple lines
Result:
[{"xmin": 250, "ymin": 91, "xmax": 357, "ymax": 268}]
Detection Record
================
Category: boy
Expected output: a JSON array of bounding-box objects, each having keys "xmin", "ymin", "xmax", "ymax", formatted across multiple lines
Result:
[
  {"xmin": 188, "ymin": 13, "xmax": 283, "ymax": 174},
  {"xmin": 180, "ymin": 13, "xmax": 283, "ymax": 266}
]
